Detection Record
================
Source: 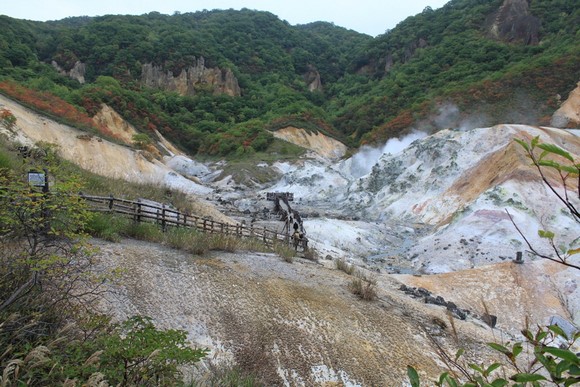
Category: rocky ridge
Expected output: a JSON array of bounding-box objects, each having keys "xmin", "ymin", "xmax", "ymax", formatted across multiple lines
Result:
[{"xmin": 141, "ymin": 58, "xmax": 241, "ymax": 97}]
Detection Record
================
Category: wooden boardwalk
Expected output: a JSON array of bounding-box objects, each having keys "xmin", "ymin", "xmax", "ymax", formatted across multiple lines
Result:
[{"xmin": 80, "ymin": 194, "xmax": 307, "ymax": 250}]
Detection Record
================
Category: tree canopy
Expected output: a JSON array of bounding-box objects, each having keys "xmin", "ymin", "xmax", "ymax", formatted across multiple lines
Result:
[{"xmin": 0, "ymin": 0, "xmax": 578, "ymax": 154}]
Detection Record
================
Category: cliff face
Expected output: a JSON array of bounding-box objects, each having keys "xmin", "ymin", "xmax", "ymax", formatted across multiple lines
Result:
[
  {"xmin": 141, "ymin": 58, "xmax": 241, "ymax": 97},
  {"xmin": 51, "ymin": 60, "xmax": 86, "ymax": 84},
  {"xmin": 303, "ymin": 65, "xmax": 323, "ymax": 92},
  {"xmin": 551, "ymin": 81, "xmax": 580, "ymax": 128},
  {"xmin": 487, "ymin": 0, "xmax": 540, "ymax": 45}
]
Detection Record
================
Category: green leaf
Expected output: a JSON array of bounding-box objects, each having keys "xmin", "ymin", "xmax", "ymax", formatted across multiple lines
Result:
[
  {"xmin": 538, "ymin": 230, "xmax": 555, "ymax": 239},
  {"xmin": 455, "ymin": 348, "xmax": 465, "ymax": 361},
  {"xmin": 560, "ymin": 165, "xmax": 580, "ymax": 175},
  {"xmin": 537, "ymin": 143, "xmax": 574, "ymax": 162},
  {"xmin": 542, "ymin": 347, "xmax": 580, "ymax": 364},
  {"xmin": 488, "ymin": 342, "xmax": 511, "ymax": 355},
  {"xmin": 490, "ymin": 379, "xmax": 509, "ymax": 387},
  {"xmin": 531, "ymin": 136, "xmax": 540, "ymax": 149},
  {"xmin": 437, "ymin": 372, "xmax": 449, "ymax": 386},
  {"xmin": 469, "ymin": 363, "xmax": 484, "ymax": 374},
  {"xmin": 512, "ymin": 342, "xmax": 523, "ymax": 358},
  {"xmin": 538, "ymin": 159, "xmax": 563, "ymax": 170},
  {"xmin": 446, "ymin": 376, "xmax": 459, "ymax": 387},
  {"xmin": 521, "ymin": 329, "xmax": 534, "ymax": 341},
  {"xmin": 556, "ymin": 359, "xmax": 571, "ymax": 376},
  {"xmin": 536, "ymin": 330, "xmax": 548, "ymax": 342},
  {"xmin": 510, "ymin": 373, "xmax": 547, "ymax": 382},
  {"xmin": 407, "ymin": 366, "xmax": 420, "ymax": 387},
  {"xmin": 567, "ymin": 248, "xmax": 580, "ymax": 256},
  {"xmin": 548, "ymin": 324, "xmax": 569, "ymax": 340},
  {"xmin": 485, "ymin": 362, "xmax": 502, "ymax": 376},
  {"xmin": 514, "ymin": 138, "xmax": 530, "ymax": 152},
  {"xmin": 564, "ymin": 377, "xmax": 580, "ymax": 387}
]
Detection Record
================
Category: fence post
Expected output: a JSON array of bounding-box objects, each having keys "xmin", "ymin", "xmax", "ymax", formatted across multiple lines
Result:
[
  {"xmin": 134, "ymin": 199, "xmax": 142, "ymax": 223},
  {"xmin": 183, "ymin": 213, "xmax": 187, "ymax": 228},
  {"xmin": 203, "ymin": 218, "xmax": 207, "ymax": 233},
  {"xmin": 109, "ymin": 194, "xmax": 114, "ymax": 211},
  {"xmin": 161, "ymin": 204, "xmax": 166, "ymax": 232},
  {"xmin": 263, "ymin": 226, "xmax": 267, "ymax": 244}
]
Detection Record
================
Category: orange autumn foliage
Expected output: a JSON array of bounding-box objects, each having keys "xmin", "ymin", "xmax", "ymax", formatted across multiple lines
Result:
[{"xmin": 0, "ymin": 80, "xmax": 121, "ymax": 141}]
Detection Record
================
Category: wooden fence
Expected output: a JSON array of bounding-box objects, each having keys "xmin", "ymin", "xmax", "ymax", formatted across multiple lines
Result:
[{"xmin": 80, "ymin": 194, "xmax": 307, "ymax": 250}]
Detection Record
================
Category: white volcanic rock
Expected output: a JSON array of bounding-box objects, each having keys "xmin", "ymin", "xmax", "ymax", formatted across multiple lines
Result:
[{"xmin": 267, "ymin": 125, "xmax": 579, "ymax": 275}]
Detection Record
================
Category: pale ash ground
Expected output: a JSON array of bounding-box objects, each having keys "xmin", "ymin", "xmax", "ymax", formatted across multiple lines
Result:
[{"xmin": 1, "ymin": 91, "xmax": 579, "ymax": 385}]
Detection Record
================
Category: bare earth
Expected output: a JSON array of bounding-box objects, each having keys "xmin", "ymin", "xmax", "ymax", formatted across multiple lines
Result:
[{"xmin": 94, "ymin": 238, "xmax": 503, "ymax": 386}]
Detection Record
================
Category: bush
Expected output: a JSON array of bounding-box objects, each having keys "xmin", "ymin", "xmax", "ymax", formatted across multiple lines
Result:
[
  {"xmin": 275, "ymin": 243, "xmax": 295, "ymax": 263},
  {"xmin": 348, "ymin": 271, "xmax": 378, "ymax": 301},
  {"xmin": 408, "ymin": 324, "xmax": 580, "ymax": 386},
  {"xmin": 124, "ymin": 221, "xmax": 165, "ymax": 242},
  {"xmin": 85, "ymin": 212, "xmax": 129, "ymax": 242},
  {"xmin": 335, "ymin": 258, "xmax": 355, "ymax": 275},
  {"xmin": 99, "ymin": 316, "xmax": 207, "ymax": 386}
]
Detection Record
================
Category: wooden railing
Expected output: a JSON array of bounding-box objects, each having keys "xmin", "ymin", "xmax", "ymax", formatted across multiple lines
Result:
[{"xmin": 80, "ymin": 194, "xmax": 308, "ymax": 250}]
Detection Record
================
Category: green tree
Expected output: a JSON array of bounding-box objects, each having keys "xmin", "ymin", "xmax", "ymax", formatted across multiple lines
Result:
[
  {"xmin": 0, "ymin": 145, "xmax": 97, "ymax": 313},
  {"xmin": 99, "ymin": 316, "xmax": 208, "ymax": 386}
]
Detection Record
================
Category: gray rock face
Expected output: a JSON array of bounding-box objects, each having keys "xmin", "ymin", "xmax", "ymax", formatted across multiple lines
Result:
[
  {"xmin": 487, "ymin": 0, "xmax": 541, "ymax": 45},
  {"xmin": 303, "ymin": 65, "xmax": 323, "ymax": 92},
  {"xmin": 51, "ymin": 60, "xmax": 86, "ymax": 84},
  {"xmin": 141, "ymin": 57, "xmax": 241, "ymax": 97}
]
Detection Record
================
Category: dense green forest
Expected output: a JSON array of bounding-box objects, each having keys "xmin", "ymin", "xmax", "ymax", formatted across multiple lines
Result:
[{"xmin": 0, "ymin": 0, "xmax": 579, "ymax": 156}]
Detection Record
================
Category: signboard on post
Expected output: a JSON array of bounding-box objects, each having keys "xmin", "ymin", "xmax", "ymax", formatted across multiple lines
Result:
[{"xmin": 28, "ymin": 170, "xmax": 49, "ymax": 193}]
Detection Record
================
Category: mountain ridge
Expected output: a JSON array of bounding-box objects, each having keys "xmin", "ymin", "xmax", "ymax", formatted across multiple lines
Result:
[{"xmin": 0, "ymin": 0, "xmax": 578, "ymax": 155}]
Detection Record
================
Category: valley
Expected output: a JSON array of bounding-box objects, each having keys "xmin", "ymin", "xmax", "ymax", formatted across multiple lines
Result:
[{"xmin": 1, "ymin": 90, "xmax": 578, "ymax": 385}]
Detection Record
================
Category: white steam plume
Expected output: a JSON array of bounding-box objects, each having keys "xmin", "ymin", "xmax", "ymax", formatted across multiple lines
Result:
[{"xmin": 349, "ymin": 131, "xmax": 427, "ymax": 178}]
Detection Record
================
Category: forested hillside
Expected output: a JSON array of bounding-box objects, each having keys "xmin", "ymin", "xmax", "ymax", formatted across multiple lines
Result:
[{"xmin": 0, "ymin": 0, "xmax": 578, "ymax": 156}]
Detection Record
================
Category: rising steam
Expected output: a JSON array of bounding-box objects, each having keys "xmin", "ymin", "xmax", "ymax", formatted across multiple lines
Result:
[{"xmin": 349, "ymin": 131, "xmax": 427, "ymax": 178}]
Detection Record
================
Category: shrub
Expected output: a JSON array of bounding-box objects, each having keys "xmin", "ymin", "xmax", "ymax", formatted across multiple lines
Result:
[
  {"xmin": 0, "ymin": 108, "xmax": 17, "ymax": 129},
  {"xmin": 274, "ymin": 243, "xmax": 295, "ymax": 263},
  {"xmin": 348, "ymin": 271, "xmax": 378, "ymax": 301},
  {"xmin": 99, "ymin": 316, "xmax": 208, "ymax": 386},
  {"xmin": 85, "ymin": 213, "xmax": 129, "ymax": 242},
  {"xmin": 335, "ymin": 258, "xmax": 355, "ymax": 275},
  {"xmin": 408, "ymin": 324, "xmax": 580, "ymax": 386},
  {"xmin": 124, "ymin": 221, "xmax": 164, "ymax": 242}
]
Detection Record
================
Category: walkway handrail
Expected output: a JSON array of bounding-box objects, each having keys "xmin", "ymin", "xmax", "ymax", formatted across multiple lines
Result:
[{"xmin": 79, "ymin": 194, "xmax": 307, "ymax": 249}]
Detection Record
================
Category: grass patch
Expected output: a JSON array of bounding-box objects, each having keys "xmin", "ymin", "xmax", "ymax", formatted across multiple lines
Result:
[
  {"xmin": 85, "ymin": 213, "xmax": 129, "ymax": 242},
  {"xmin": 348, "ymin": 270, "xmax": 378, "ymax": 301},
  {"xmin": 85, "ymin": 213, "xmax": 283, "ymax": 258},
  {"xmin": 274, "ymin": 243, "xmax": 295, "ymax": 263},
  {"xmin": 335, "ymin": 258, "xmax": 355, "ymax": 275}
]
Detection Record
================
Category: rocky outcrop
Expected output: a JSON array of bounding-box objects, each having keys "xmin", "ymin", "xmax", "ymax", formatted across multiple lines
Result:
[
  {"xmin": 551, "ymin": 81, "xmax": 580, "ymax": 128},
  {"xmin": 141, "ymin": 58, "xmax": 241, "ymax": 97},
  {"xmin": 303, "ymin": 65, "xmax": 323, "ymax": 92},
  {"xmin": 51, "ymin": 60, "xmax": 86, "ymax": 84},
  {"xmin": 487, "ymin": 0, "xmax": 540, "ymax": 45},
  {"xmin": 92, "ymin": 104, "xmax": 139, "ymax": 145},
  {"xmin": 384, "ymin": 38, "xmax": 427, "ymax": 74},
  {"xmin": 272, "ymin": 127, "xmax": 347, "ymax": 159}
]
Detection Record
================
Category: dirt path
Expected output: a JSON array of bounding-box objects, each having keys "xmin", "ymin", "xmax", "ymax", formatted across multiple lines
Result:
[{"xmin": 93, "ymin": 238, "xmax": 499, "ymax": 386}]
